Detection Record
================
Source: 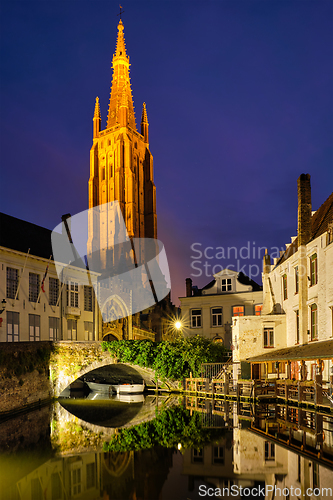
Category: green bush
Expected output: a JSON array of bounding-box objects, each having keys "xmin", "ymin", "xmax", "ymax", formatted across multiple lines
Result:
[{"xmin": 101, "ymin": 336, "xmax": 228, "ymax": 380}]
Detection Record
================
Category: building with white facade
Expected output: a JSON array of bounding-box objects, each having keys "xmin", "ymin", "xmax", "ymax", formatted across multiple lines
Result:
[
  {"xmin": 232, "ymin": 174, "xmax": 333, "ymax": 382},
  {"xmin": 0, "ymin": 213, "xmax": 100, "ymax": 342},
  {"xmin": 179, "ymin": 269, "xmax": 263, "ymax": 348}
]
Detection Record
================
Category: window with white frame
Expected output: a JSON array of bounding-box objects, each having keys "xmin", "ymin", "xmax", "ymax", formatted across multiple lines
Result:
[
  {"xmin": 67, "ymin": 281, "xmax": 79, "ymax": 308},
  {"xmin": 67, "ymin": 319, "xmax": 77, "ymax": 340},
  {"xmin": 310, "ymin": 303, "xmax": 318, "ymax": 340},
  {"xmin": 213, "ymin": 446, "xmax": 224, "ymax": 465},
  {"xmin": 310, "ymin": 254, "xmax": 318, "ymax": 286},
  {"xmin": 295, "ymin": 266, "xmax": 299, "ymax": 294},
  {"xmin": 69, "ymin": 467, "xmax": 82, "ymax": 496},
  {"xmin": 6, "ymin": 267, "xmax": 18, "ymax": 299},
  {"xmin": 29, "ymin": 273, "xmax": 40, "ymax": 302},
  {"xmin": 49, "ymin": 277, "xmax": 59, "ymax": 306},
  {"xmin": 296, "ymin": 310, "xmax": 300, "ymax": 344},
  {"xmin": 221, "ymin": 278, "xmax": 232, "ymax": 292},
  {"xmin": 264, "ymin": 327, "xmax": 274, "ymax": 348},
  {"xmin": 211, "ymin": 307, "xmax": 222, "ymax": 326},
  {"xmin": 49, "ymin": 317, "xmax": 60, "ymax": 341},
  {"xmin": 29, "ymin": 314, "xmax": 40, "ymax": 341},
  {"xmin": 282, "ymin": 274, "xmax": 287, "ymax": 300},
  {"xmin": 7, "ymin": 311, "xmax": 19, "ymax": 342},
  {"xmin": 264, "ymin": 441, "xmax": 275, "ymax": 461},
  {"xmin": 191, "ymin": 309, "xmax": 201, "ymax": 328}
]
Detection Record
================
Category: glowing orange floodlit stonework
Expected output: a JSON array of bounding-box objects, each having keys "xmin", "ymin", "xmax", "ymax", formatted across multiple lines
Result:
[{"xmin": 88, "ymin": 19, "xmax": 157, "ymax": 271}]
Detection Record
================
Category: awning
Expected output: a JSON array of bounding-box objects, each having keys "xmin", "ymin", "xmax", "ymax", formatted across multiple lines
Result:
[{"xmin": 247, "ymin": 339, "xmax": 333, "ymax": 363}]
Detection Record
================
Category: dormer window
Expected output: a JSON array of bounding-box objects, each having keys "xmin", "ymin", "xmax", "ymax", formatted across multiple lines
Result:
[{"xmin": 221, "ymin": 278, "xmax": 232, "ymax": 292}]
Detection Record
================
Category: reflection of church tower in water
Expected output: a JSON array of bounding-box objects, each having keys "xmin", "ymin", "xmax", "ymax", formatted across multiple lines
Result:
[{"xmin": 87, "ymin": 19, "xmax": 160, "ymax": 340}]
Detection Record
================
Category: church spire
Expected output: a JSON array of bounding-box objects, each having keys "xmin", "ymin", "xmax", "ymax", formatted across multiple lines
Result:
[
  {"xmin": 93, "ymin": 96, "xmax": 101, "ymax": 139},
  {"xmin": 107, "ymin": 20, "xmax": 136, "ymax": 130},
  {"xmin": 141, "ymin": 102, "xmax": 149, "ymax": 144}
]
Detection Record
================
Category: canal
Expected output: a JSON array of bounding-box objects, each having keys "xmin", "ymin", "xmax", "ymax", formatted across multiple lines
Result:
[{"xmin": 0, "ymin": 393, "xmax": 332, "ymax": 500}]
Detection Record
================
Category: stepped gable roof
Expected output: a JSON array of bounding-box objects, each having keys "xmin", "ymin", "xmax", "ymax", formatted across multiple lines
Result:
[
  {"xmin": 0, "ymin": 212, "xmax": 53, "ymax": 260},
  {"xmin": 276, "ymin": 191, "xmax": 333, "ymax": 267}
]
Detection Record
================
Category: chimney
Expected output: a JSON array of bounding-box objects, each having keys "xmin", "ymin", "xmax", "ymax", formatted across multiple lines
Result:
[
  {"xmin": 185, "ymin": 278, "xmax": 192, "ymax": 297},
  {"xmin": 263, "ymin": 248, "xmax": 271, "ymax": 274},
  {"xmin": 297, "ymin": 174, "xmax": 312, "ymax": 246}
]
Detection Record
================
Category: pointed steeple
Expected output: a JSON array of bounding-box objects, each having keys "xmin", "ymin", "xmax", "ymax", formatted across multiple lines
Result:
[
  {"xmin": 93, "ymin": 96, "xmax": 101, "ymax": 138},
  {"xmin": 141, "ymin": 102, "xmax": 149, "ymax": 144},
  {"xmin": 107, "ymin": 20, "xmax": 136, "ymax": 130}
]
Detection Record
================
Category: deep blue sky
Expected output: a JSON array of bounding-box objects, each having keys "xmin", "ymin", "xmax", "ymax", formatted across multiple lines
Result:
[{"xmin": 1, "ymin": 1, "xmax": 332, "ymax": 305}]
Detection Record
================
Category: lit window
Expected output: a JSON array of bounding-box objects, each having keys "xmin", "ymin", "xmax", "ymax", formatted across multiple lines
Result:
[
  {"xmin": 264, "ymin": 328, "xmax": 274, "ymax": 348},
  {"xmin": 6, "ymin": 267, "xmax": 18, "ymax": 299},
  {"xmin": 232, "ymin": 306, "xmax": 244, "ymax": 317},
  {"xmin": 49, "ymin": 278, "xmax": 59, "ymax": 306},
  {"xmin": 191, "ymin": 309, "xmax": 201, "ymax": 328},
  {"xmin": 310, "ymin": 254, "xmax": 318, "ymax": 286},
  {"xmin": 67, "ymin": 281, "xmax": 79, "ymax": 308},
  {"xmin": 84, "ymin": 286, "xmax": 93, "ymax": 311},
  {"xmin": 211, "ymin": 307, "xmax": 222, "ymax": 326},
  {"xmin": 310, "ymin": 304, "xmax": 318, "ymax": 340},
  {"xmin": 264, "ymin": 441, "xmax": 275, "ymax": 461},
  {"xmin": 29, "ymin": 314, "xmax": 40, "ymax": 341},
  {"xmin": 7, "ymin": 311, "xmax": 19, "ymax": 342},
  {"xmin": 282, "ymin": 274, "xmax": 287, "ymax": 300},
  {"xmin": 221, "ymin": 278, "xmax": 232, "ymax": 292},
  {"xmin": 296, "ymin": 310, "xmax": 299, "ymax": 344},
  {"xmin": 29, "ymin": 273, "xmax": 39, "ymax": 302},
  {"xmin": 49, "ymin": 317, "xmax": 60, "ymax": 341},
  {"xmin": 255, "ymin": 304, "xmax": 262, "ymax": 316},
  {"xmin": 67, "ymin": 319, "xmax": 77, "ymax": 340},
  {"xmin": 70, "ymin": 467, "xmax": 82, "ymax": 496},
  {"xmin": 295, "ymin": 266, "xmax": 299, "ymax": 294}
]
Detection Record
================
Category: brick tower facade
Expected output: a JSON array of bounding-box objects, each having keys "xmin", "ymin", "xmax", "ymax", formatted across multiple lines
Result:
[{"xmin": 87, "ymin": 19, "xmax": 157, "ymax": 271}]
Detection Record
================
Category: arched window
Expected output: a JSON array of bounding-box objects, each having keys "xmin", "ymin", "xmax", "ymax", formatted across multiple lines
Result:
[{"xmin": 310, "ymin": 303, "xmax": 318, "ymax": 340}]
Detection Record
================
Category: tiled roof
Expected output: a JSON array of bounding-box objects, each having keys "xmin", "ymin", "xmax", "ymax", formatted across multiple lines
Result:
[
  {"xmin": 247, "ymin": 339, "xmax": 333, "ymax": 362},
  {"xmin": 275, "ymin": 191, "xmax": 333, "ymax": 267}
]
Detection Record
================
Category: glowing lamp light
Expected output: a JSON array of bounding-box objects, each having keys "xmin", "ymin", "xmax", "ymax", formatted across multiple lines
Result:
[
  {"xmin": 175, "ymin": 321, "xmax": 182, "ymax": 330},
  {"xmin": 177, "ymin": 443, "xmax": 182, "ymax": 450}
]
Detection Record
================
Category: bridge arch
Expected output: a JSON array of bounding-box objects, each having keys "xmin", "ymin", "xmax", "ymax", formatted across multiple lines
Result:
[{"xmin": 50, "ymin": 342, "xmax": 177, "ymax": 397}]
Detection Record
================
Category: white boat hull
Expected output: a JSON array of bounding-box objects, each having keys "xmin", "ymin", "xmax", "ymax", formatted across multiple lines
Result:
[
  {"xmin": 114, "ymin": 383, "xmax": 145, "ymax": 394},
  {"xmin": 86, "ymin": 381, "xmax": 114, "ymax": 394}
]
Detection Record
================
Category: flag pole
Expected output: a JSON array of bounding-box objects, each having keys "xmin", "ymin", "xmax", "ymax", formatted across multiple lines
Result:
[{"xmin": 13, "ymin": 248, "xmax": 30, "ymax": 305}]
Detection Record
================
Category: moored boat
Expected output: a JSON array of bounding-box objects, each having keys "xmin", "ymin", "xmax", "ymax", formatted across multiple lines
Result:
[{"xmin": 114, "ymin": 382, "xmax": 145, "ymax": 394}]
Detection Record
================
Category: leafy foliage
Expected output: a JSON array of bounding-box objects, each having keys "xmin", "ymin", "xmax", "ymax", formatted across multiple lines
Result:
[
  {"xmin": 103, "ymin": 405, "xmax": 228, "ymax": 452},
  {"xmin": 101, "ymin": 336, "xmax": 228, "ymax": 380}
]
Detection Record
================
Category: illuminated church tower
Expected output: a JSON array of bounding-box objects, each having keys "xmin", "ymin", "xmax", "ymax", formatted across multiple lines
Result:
[{"xmin": 88, "ymin": 19, "xmax": 157, "ymax": 269}]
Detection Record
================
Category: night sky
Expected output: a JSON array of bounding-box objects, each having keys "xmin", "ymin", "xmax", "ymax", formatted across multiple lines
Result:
[{"xmin": 1, "ymin": 1, "xmax": 332, "ymax": 305}]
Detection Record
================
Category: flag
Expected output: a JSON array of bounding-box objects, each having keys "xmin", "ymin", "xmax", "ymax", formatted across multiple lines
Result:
[{"xmin": 41, "ymin": 264, "xmax": 49, "ymax": 293}]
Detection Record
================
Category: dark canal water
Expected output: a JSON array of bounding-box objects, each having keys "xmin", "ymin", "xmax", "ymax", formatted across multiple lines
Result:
[{"xmin": 0, "ymin": 393, "xmax": 332, "ymax": 500}]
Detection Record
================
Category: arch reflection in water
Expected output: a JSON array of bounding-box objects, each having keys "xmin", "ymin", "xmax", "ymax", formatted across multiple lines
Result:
[{"xmin": 0, "ymin": 398, "xmax": 332, "ymax": 500}]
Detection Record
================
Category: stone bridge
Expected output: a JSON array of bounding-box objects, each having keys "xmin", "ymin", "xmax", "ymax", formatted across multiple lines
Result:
[
  {"xmin": 50, "ymin": 341, "xmax": 178, "ymax": 397},
  {"xmin": 0, "ymin": 341, "xmax": 179, "ymax": 416}
]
